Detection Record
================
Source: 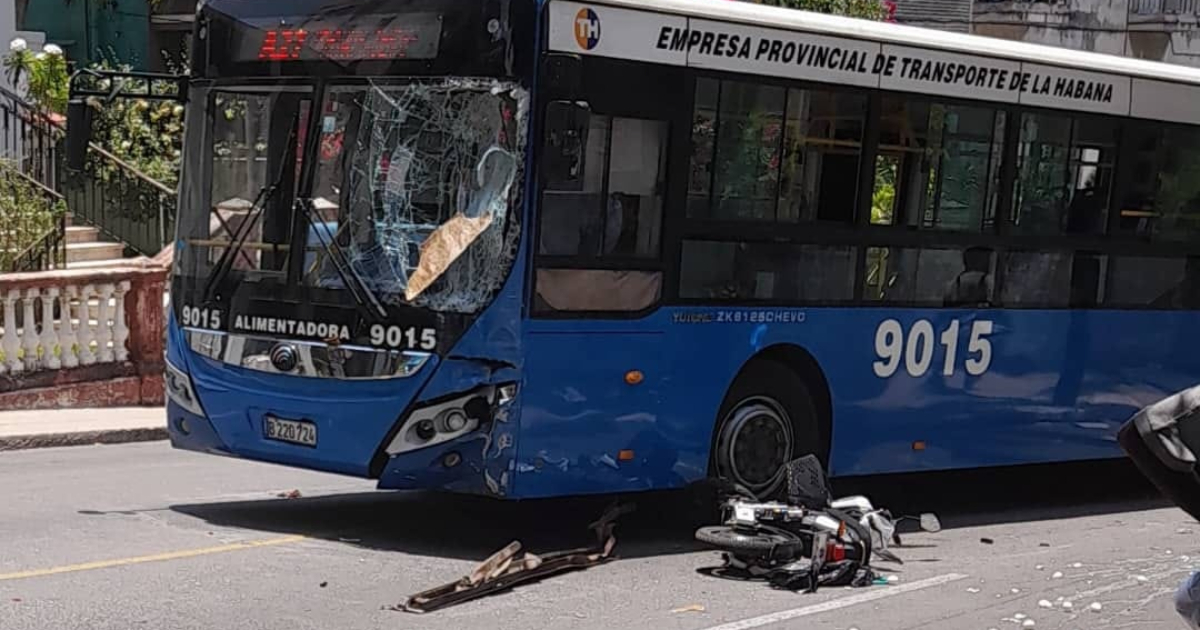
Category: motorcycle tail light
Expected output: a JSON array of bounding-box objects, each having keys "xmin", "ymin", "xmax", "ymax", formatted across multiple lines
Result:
[{"xmin": 827, "ymin": 541, "xmax": 846, "ymax": 562}]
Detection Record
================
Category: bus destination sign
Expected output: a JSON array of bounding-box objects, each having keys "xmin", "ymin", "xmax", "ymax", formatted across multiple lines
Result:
[{"xmin": 243, "ymin": 13, "xmax": 443, "ymax": 62}]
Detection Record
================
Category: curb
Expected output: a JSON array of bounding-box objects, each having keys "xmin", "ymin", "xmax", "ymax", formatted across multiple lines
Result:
[{"xmin": 0, "ymin": 427, "xmax": 169, "ymax": 452}]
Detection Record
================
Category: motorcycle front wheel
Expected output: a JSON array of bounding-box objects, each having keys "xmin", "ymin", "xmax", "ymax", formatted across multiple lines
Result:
[{"xmin": 695, "ymin": 526, "xmax": 801, "ymax": 555}]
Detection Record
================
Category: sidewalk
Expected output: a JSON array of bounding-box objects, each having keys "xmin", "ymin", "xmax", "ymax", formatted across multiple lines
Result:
[{"xmin": 0, "ymin": 407, "xmax": 167, "ymax": 451}]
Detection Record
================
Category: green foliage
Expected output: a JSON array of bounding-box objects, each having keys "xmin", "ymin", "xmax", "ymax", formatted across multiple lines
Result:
[
  {"xmin": 3, "ymin": 43, "xmax": 70, "ymax": 114},
  {"xmin": 872, "ymin": 156, "xmax": 896, "ymax": 225},
  {"xmin": 750, "ymin": 0, "xmax": 891, "ymax": 21},
  {"xmin": 0, "ymin": 160, "xmax": 66, "ymax": 270},
  {"xmin": 83, "ymin": 58, "xmax": 185, "ymax": 188}
]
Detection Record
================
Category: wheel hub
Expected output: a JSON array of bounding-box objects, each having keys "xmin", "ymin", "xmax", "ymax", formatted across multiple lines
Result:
[{"xmin": 721, "ymin": 398, "xmax": 793, "ymax": 495}]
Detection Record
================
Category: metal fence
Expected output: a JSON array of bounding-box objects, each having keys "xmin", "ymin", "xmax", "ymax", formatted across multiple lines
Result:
[
  {"xmin": 0, "ymin": 85, "xmax": 177, "ymax": 263},
  {"xmin": 61, "ymin": 144, "xmax": 175, "ymax": 257}
]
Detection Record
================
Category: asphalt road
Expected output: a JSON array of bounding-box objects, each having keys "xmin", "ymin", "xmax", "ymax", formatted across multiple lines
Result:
[{"xmin": 0, "ymin": 442, "xmax": 1196, "ymax": 630}]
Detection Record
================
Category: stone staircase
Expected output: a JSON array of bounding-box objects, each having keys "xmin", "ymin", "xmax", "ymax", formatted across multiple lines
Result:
[{"xmin": 63, "ymin": 217, "xmax": 129, "ymax": 269}]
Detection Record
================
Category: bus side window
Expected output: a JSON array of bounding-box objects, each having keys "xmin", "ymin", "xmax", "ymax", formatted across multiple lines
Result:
[{"xmin": 536, "ymin": 104, "xmax": 668, "ymax": 313}]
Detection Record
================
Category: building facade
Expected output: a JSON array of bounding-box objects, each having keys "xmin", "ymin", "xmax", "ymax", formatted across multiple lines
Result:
[
  {"xmin": 971, "ymin": 0, "xmax": 1200, "ymax": 67},
  {"xmin": 16, "ymin": 0, "xmax": 192, "ymax": 70}
]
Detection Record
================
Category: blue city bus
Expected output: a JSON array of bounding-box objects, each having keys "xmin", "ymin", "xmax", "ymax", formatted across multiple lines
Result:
[{"xmin": 166, "ymin": 0, "xmax": 1200, "ymax": 499}]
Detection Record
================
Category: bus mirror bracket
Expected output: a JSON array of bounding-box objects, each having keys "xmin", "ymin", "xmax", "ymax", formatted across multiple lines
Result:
[
  {"xmin": 65, "ymin": 98, "xmax": 92, "ymax": 172},
  {"xmin": 542, "ymin": 100, "xmax": 591, "ymax": 190}
]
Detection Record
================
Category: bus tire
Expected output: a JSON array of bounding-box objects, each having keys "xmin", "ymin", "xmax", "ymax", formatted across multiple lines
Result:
[{"xmin": 713, "ymin": 360, "xmax": 821, "ymax": 499}]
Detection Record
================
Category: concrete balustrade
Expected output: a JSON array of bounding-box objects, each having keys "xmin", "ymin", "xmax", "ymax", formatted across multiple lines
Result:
[{"xmin": 0, "ymin": 259, "xmax": 169, "ymax": 409}]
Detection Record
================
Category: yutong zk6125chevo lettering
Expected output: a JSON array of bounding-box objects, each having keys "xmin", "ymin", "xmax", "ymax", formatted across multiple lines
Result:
[{"xmin": 157, "ymin": 0, "xmax": 1200, "ymax": 498}]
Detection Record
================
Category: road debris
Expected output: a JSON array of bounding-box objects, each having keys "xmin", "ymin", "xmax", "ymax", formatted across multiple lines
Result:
[
  {"xmin": 1037, "ymin": 600, "xmax": 1052, "ymax": 608},
  {"xmin": 396, "ymin": 502, "xmax": 633, "ymax": 613},
  {"xmin": 276, "ymin": 489, "xmax": 302, "ymax": 499},
  {"xmin": 980, "ymin": 537, "xmax": 995, "ymax": 544},
  {"xmin": 671, "ymin": 605, "xmax": 706, "ymax": 613},
  {"xmin": 1089, "ymin": 602, "xmax": 1103, "ymax": 612},
  {"xmin": 1051, "ymin": 571, "xmax": 1064, "ymax": 579}
]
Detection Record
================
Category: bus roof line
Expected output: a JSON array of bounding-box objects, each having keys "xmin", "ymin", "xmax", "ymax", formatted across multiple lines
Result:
[{"xmin": 579, "ymin": 0, "xmax": 1200, "ymax": 88}]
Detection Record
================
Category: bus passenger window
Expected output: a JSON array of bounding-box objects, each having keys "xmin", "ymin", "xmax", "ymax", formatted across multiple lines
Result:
[
  {"xmin": 687, "ymin": 78, "xmax": 866, "ymax": 223},
  {"xmin": 874, "ymin": 98, "xmax": 1004, "ymax": 232},
  {"xmin": 679, "ymin": 241, "xmax": 855, "ymax": 302},
  {"xmin": 1108, "ymin": 256, "xmax": 1200, "ymax": 309},
  {"xmin": 536, "ymin": 106, "xmax": 668, "ymax": 314},
  {"xmin": 1115, "ymin": 125, "xmax": 1200, "ymax": 241},
  {"xmin": 1013, "ymin": 114, "xmax": 1117, "ymax": 236},
  {"xmin": 865, "ymin": 246, "xmax": 995, "ymax": 306},
  {"xmin": 998, "ymin": 251, "xmax": 1106, "ymax": 308},
  {"xmin": 539, "ymin": 115, "xmax": 666, "ymax": 258},
  {"xmin": 779, "ymin": 89, "xmax": 866, "ymax": 223}
]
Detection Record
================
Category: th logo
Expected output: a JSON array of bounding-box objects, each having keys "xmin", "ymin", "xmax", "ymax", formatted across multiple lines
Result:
[{"xmin": 574, "ymin": 8, "xmax": 601, "ymax": 50}]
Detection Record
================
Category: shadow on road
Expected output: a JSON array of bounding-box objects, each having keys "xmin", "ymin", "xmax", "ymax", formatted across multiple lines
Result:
[
  {"xmin": 171, "ymin": 488, "xmax": 711, "ymax": 562},
  {"xmin": 169, "ymin": 458, "xmax": 1172, "ymax": 562}
]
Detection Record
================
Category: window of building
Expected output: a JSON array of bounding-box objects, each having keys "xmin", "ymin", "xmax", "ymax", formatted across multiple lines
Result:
[
  {"xmin": 1012, "ymin": 114, "xmax": 1117, "ymax": 236},
  {"xmin": 872, "ymin": 98, "xmax": 1005, "ymax": 232},
  {"xmin": 679, "ymin": 241, "xmax": 856, "ymax": 302},
  {"xmin": 864, "ymin": 246, "xmax": 996, "ymax": 306},
  {"xmin": 688, "ymin": 78, "xmax": 866, "ymax": 223}
]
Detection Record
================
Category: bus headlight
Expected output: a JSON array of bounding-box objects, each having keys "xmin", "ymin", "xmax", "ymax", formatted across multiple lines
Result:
[
  {"xmin": 166, "ymin": 359, "xmax": 205, "ymax": 417},
  {"xmin": 385, "ymin": 387, "xmax": 499, "ymax": 455}
]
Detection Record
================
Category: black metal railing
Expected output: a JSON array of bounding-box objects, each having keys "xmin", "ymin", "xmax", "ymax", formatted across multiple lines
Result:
[
  {"xmin": 0, "ymin": 85, "xmax": 177, "ymax": 260},
  {"xmin": 9, "ymin": 212, "xmax": 66, "ymax": 273},
  {"xmin": 0, "ymin": 88, "xmax": 67, "ymax": 272},
  {"xmin": 63, "ymin": 144, "xmax": 175, "ymax": 257}
]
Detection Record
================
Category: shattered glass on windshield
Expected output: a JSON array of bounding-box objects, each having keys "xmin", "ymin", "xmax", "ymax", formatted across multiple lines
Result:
[{"xmin": 308, "ymin": 79, "xmax": 528, "ymax": 313}]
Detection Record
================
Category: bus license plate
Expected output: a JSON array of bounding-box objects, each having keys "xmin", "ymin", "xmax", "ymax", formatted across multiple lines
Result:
[{"xmin": 264, "ymin": 416, "xmax": 317, "ymax": 447}]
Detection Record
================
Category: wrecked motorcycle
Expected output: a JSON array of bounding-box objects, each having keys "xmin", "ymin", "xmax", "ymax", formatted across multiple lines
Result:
[{"xmin": 694, "ymin": 456, "xmax": 940, "ymax": 592}]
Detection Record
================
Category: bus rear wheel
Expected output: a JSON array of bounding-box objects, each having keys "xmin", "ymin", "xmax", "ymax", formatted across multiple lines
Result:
[{"xmin": 713, "ymin": 361, "xmax": 822, "ymax": 499}]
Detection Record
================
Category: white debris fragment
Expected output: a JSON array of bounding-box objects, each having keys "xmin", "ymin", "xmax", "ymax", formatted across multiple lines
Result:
[
  {"xmin": 1168, "ymin": 550, "xmax": 1175, "ymax": 555},
  {"xmin": 1179, "ymin": 528, "xmax": 1192, "ymax": 534},
  {"xmin": 1035, "ymin": 565, "xmax": 1044, "ymax": 570},
  {"xmin": 967, "ymin": 587, "xmax": 981, "ymax": 594},
  {"xmin": 887, "ymin": 575, "xmax": 899, "ymax": 583},
  {"xmin": 1014, "ymin": 613, "xmax": 1027, "ymax": 620},
  {"xmin": 1022, "ymin": 620, "xmax": 1036, "ymax": 628},
  {"xmin": 1183, "ymin": 556, "xmax": 1192, "ymax": 562},
  {"xmin": 1038, "ymin": 600, "xmax": 1053, "ymax": 609},
  {"xmin": 1071, "ymin": 562, "xmax": 1083, "ymax": 568},
  {"xmin": 1089, "ymin": 602, "xmax": 1102, "ymax": 612},
  {"xmin": 1011, "ymin": 588, "xmax": 1021, "ymax": 594},
  {"xmin": 1134, "ymin": 575, "xmax": 1148, "ymax": 583},
  {"xmin": 1051, "ymin": 572, "xmax": 1064, "ymax": 579},
  {"xmin": 1062, "ymin": 601, "xmax": 1074, "ymax": 610}
]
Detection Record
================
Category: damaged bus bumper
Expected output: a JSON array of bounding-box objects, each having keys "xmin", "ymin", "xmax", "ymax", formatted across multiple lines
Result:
[{"xmin": 165, "ymin": 320, "xmax": 524, "ymax": 497}]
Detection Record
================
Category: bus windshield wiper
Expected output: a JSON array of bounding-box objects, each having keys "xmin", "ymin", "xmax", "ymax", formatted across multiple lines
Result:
[
  {"xmin": 200, "ymin": 180, "xmax": 282, "ymax": 306},
  {"xmin": 301, "ymin": 198, "xmax": 388, "ymax": 322},
  {"xmin": 200, "ymin": 110, "xmax": 300, "ymax": 306}
]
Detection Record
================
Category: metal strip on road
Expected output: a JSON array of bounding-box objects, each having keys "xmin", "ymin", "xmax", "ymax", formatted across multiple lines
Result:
[
  {"xmin": 0, "ymin": 535, "xmax": 306, "ymax": 582},
  {"xmin": 697, "ymin": 573, "xmax": 970, "ymax": 630}
]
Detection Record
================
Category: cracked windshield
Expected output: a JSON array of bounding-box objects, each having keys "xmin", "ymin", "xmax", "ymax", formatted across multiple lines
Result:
[
  {"xmin": 12, "ymin": 0, "xmax": 1200, "ymax": 628},
  {"xmin": 183, "ymin": 81, "xmax": 525, "ymax": 314}
]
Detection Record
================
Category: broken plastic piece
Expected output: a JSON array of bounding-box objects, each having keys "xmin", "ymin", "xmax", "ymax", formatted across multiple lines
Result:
[{"xmin": 398, "ymin": 502, "xmax": 632, "ymax": 613}]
